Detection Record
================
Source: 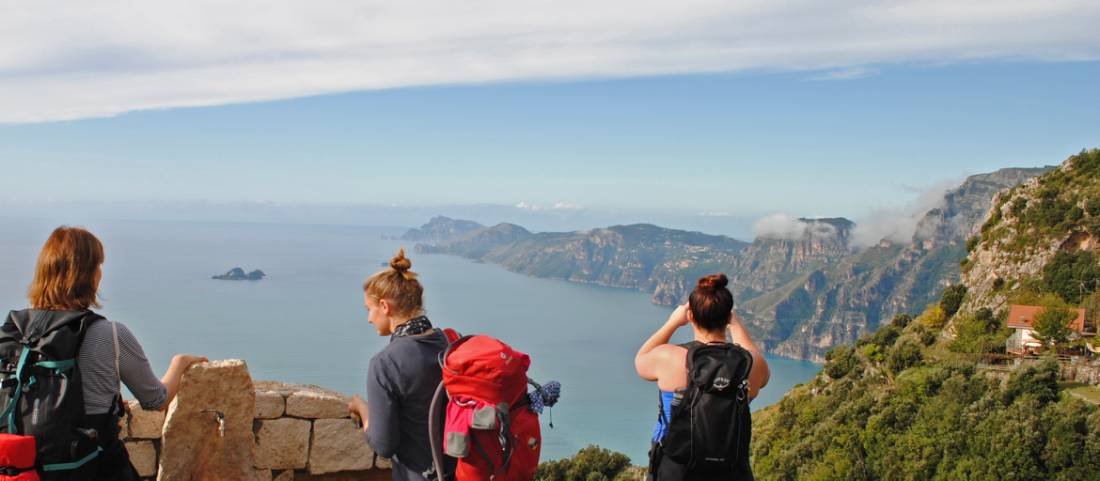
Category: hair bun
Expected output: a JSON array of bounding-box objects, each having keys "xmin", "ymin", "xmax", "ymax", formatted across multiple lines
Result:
[
  {"xmin": 390, "ymin": 248, "xmax": 413, "ymax": 273},
  {"xmin": 697, "ymin": 273, "xmax": 728, "ymax": 291}
]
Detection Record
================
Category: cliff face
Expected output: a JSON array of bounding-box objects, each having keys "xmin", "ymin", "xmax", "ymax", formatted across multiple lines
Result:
[
  {"xmin": 406, "ymin": 167, "xmax": 1045, "ymax": 361},
  {"xmin": 959, "ymin": 150, "xmax": 1100, "ymax": 320},
  {"xmin": 750, "ymin": 152, "xmax": 1100, "ymax": 481},
  {"xmin": 749, "ymin": 167, "xmax": 1049, "ymax": 360}
]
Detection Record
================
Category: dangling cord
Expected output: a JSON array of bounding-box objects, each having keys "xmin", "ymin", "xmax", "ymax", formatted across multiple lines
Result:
[{"xmin": 527, "ymin": 379, "xmax": 561, "ymax": 428}]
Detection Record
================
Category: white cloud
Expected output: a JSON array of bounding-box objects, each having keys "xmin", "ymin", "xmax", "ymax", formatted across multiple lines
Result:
[
  {"xmin": 552, "ymin": 202, "xmax": 584, "ymax": 210},
  {"xmin": 754, "ymin": 213, "xmax": 809, "ymax": 240},
  {"xmin": 811, "ymin": 66, "xmax": 880, "ymax": 81},
  {"xmin": 850, "ymin": 179, "xmax": 959, "ymax": 247},
  {"xmin": 516, "ymin": 201, "xmax": 584, "ymax": 211},
  {"xmin": 2, "ymin": 0, "xmax": 1099, "ymax": 123},
  {"xmin": 753, "ymin": 213, "xmax": 843, "ymax": 240}
]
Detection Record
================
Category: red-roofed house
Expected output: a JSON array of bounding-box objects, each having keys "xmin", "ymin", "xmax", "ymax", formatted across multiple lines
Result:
[{"xmin": 1006, "ymin": 304, "xmax": 1093, "ymax": 355}]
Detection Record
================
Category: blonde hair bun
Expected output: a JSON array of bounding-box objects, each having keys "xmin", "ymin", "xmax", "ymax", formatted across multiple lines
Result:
[
  {"xmin": 365, "ymin": 248, "xmax": 423, "ymax": 316},
  {"xmin": 390, "ymin": 248, "xmax": 415, "ymax": 278}
]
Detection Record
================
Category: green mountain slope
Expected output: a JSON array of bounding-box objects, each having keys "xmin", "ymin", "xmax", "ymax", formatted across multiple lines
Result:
[{"xmin": 751, "ymin": 149, "xmax": 1100, "ymax": 481}]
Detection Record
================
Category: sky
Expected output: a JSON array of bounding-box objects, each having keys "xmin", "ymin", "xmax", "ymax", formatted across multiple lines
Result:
[{"xmin": 1, "ymin": 1, "xmax": 1099, "ymax": 238}]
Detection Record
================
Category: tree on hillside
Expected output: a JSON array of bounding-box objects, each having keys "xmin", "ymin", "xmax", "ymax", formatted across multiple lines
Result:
[
  {"xmin": 939, "ymin": 284, "xmax": 968, "ymax": 318},
  {"xmin": 1082, "ymin": 290, "xmax": 1100, "ymax": 333},
  {"xmin": 1042, "ymin": 250, "xmax": 1100, "ymax": 304},
  {"xmin": 917, "ymin": 304, "xmax": 947, "ymax": 329},
  {"xmin": 950, "ymin": 308, "xmax": 1010, "ymax": 354},
  {"xmin": 536, "ymin": 446, "xmax": 633, "ymax": 481},
  {"xmin": 1033, "ymin": 307, "xmax": 1075, "ymax": 349}
]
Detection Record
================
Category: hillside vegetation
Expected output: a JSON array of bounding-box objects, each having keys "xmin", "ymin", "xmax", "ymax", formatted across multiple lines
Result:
[
  {"xmin": 538, "ymin": 150, "xmax": 1100, "ymax": 481},
  {"xmin": 751, "ymin": 149, "xmax": 1100, "ymax": 480}
]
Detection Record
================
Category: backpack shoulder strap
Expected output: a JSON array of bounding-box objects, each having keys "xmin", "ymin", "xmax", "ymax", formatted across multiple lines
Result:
[
  {"xmin": 112, "ymin": 321, "xmax": 121, "ymax": 385},
  {"xmin": 442, "ymin": 328, "xmax": 461, "ymax": 344}
]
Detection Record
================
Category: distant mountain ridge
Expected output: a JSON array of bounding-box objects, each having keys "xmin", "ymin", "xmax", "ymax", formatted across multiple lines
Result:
[{"xmin": 405, "ymin": 167, "xmax": 1048, "ymax": 361}]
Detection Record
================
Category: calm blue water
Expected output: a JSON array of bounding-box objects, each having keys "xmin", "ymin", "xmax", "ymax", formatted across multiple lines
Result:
[{"xmin": 0, "ymin": 218, "xmax": 820, "ymax": 462}]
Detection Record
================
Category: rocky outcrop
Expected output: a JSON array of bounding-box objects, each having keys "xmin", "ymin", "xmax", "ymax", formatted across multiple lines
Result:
[
  {"xmin": 958, "ymin": 150, "xmax": 1100, "ymax": 323},
  {"xmin": 120, "ymin": 365, "xmax": 390, "ymax": 481},
  {"xmin": 213, "ymin": 267, "xmax": 266, "ymax": 280},
  {"xmin": 401, "ymin": 216, "xmax": 485, "ymax": 244},
  {"xmin": 752, "ymin": 168, "xmax": 1049, "ymax": 360},
  {"xmin": 406, "ymin": 166, "xmax": 1046, "ymax": 361}
]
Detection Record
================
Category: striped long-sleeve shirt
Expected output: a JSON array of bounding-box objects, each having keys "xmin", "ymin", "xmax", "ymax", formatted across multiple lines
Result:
[{"xmin": 79, "ymin": 320, "xmax": 168, "ymax": 414}]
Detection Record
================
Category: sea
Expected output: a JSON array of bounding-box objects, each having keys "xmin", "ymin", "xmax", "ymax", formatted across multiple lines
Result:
[{"xmin": 0, "ymin": 217, "xmax": 820, "ymax": 463}]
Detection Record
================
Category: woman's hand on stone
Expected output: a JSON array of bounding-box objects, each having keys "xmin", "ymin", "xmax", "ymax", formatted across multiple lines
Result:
[
  {"xmin": 349, "ymin": 394, "xmax": 369, "ymax": 432},
  {"xmin": 173, "ymin": 354, "xmax": 208, "ymax": 368}
]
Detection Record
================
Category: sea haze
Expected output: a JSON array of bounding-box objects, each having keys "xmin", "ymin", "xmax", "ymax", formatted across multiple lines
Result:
[{"xmin": 0, "ymin": 217, "xmax": 820, "ymax": 462}]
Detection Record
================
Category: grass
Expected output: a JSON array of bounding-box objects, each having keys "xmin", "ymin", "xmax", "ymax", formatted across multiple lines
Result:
[{"xmin": 1060, "ymin": 382, "xmax": 1100, "ymax": 405}]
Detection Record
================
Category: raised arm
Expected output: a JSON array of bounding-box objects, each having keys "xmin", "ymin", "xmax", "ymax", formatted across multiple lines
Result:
[
  {"xmin": 114, "ymin": 322, "xmax": 204, "ymax": 411},
  {"xmin": 158, "ymin": 354, "xmax": 208, "ymax": 410},
  {"xmin": 635, "ymin": 304, "xmax": 689, "ymax": 380},
  {"xmin": 728, "ymin": 311, "xmax": 770, "ymax": 400}
]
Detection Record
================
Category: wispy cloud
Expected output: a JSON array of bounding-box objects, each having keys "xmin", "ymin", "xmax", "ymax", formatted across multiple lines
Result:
[
  {"xmin": 515, "ymin": 201, "xmax": 585, "ymax": 211},
  {"xmin": 2, "ymin": 0, "xmax": 1099, "ymax": 123},
  {"xmin": 753, "ymin": 213, "xmax": 810, "ymax": 240},
  {"xmin": 850, "ymin": 179, "xmax": 960, "ymax": 247},
  {"xmin": 811, "ymin": 66, "xmax": 880, "ymax": 81}
]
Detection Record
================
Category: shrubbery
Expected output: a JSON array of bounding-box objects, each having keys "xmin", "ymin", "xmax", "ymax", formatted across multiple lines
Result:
[
  {"xmin": 536, "ymin": 446, "xmax": 635, "ymax": 481},
  {"xmin": 1041, "ymin": 250, "xmax": 1100, "ymax": 304},
  {"xmin": 1032, "ymin": 307, "xmax": 1075, "ymax": 348},
  {"xmin": 938, "ymin": 284, "xmax": 967, "ymax": 319},
  {"xmin": 917, "ymin": 304, "xmax": 947, "ymax": 329},
  {"xmin": 753, "ymin": 332, "xmax": 1100, "ymax": 481},
  {"xmin": 949, "ymin": 308, "xmax": 1010, "ymax": 354}
]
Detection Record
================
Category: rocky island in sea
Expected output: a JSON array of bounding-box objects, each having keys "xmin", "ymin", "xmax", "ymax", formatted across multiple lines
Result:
[{"xmin": 212, "ymin": 267, "xmax": 266, "ymax": 281}]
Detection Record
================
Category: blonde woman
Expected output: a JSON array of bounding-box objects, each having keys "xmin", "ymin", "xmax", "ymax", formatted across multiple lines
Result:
[{"xmin": 349, "ymin": 249, "xmax": 454, "ymax": 481}]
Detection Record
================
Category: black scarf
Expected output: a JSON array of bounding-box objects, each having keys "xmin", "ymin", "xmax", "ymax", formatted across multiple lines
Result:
[{"xmin": 390, "ymin": 315, "xmax": 432, "ymax": 341}]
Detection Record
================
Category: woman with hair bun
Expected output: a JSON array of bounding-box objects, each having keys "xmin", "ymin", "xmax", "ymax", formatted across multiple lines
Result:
[
  {"xmin": 348, "ymin": 248, "xmax": 454, "ymax": 481},
  {"xmin": 635, "ymin": 273, "xmax": 770, "ymax": 481}
]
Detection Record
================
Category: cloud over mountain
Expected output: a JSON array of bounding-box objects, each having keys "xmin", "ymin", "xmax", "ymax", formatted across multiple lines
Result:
[{"xmin": 850, "ymin": 179, "xmax": 959, "ymax": 247}]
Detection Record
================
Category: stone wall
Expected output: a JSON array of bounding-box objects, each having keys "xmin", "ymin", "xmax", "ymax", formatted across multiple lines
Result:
[
  {"xmin": 118, "ymin": 363, "xmax": 391, "ymax": 481},
  {"xmin": 980, "ymin": 356, "xmax": 1100, "ymax": 386}
]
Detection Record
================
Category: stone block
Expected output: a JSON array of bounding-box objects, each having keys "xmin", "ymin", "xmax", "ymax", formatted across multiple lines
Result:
[
  {"xmin": 309, "ymin": 418, "xmax": 373, "ymax": 474},
  {"xmin": 374, "ymin": 456, "xmax": 391, "ymax": 469},
  {"xmin": 158, "ymin": 359, "xmax": 256, "ymax": 481},
  {"xmin": 127, "ymin": 400, "xmax": 167, "ymax": 439},
  {"xmin": 296, "ymin": 471, "xmax": 390, "ymax": 481},
  {"xmin": 126, "ymin": 440, "xmax": 157, "ymax": 477},
  {"xmin": 254, "ymin": 469, "xmax": 273, "ymax": 481},
  {"xmin": 286, "ymin": 390, "xmax": 348, "ymax": 419},
  {"xmin": 254, "ymin": 418, "xmax": 311, "ymax": 470},
  {"xmin": 255, "ymin": 390, "xmax": 286, "ymax": 419},
  {"xmin": 274, "ymin": 470, "xmax": 294, "ymax": 481}
]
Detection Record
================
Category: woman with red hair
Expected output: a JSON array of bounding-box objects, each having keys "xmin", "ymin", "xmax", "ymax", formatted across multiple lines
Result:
[
  {"xmin": 635, "ymin": 273, "xmax": 771, "ymax": 481},
  {"xmin": 2, "ymin": 226, "xmax": 205, "ymax": 480}
]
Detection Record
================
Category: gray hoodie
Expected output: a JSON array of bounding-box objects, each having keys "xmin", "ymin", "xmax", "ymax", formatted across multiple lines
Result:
[{"xmin": 365, "ymin": 328, "xmax": 453, "ymax": 481}]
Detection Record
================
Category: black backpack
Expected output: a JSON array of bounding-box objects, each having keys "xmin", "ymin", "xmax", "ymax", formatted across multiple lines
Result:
[
  {"xmin": 650, "ymin": 341, "xmax": 754, "ymax": 481},
  {"xmin": 0, "ymin": 309, "xmax": 106, "ymax": 479}
]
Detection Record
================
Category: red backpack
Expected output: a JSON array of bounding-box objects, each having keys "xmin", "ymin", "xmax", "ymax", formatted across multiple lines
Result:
[{"xmin": 429, "ymin": 330, "xmax": 559, "ymax": 481}]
